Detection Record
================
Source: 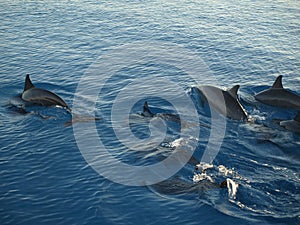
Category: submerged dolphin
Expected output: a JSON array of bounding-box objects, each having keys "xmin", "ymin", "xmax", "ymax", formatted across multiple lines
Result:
[
  {"xmin": 22, "ymin": 74, "xmax": 69, "ymax": 110},
  {"xmin": 150, "ymin": 176, "xmax": 227, "ymax": 195},
  {"xmin": 254, "ymin": 75, "xmax": 300, "ymax": 110},
  {"xmin": 279, "ymin": 111, "xmax": 300, "ymax": 134},
  {"xmin": 196, "ymin": 85, "xmax": 248, "ymax": 121},
  {"xmin": 141, "ymin": 101, "xmax": 181, "ymax": 123}
]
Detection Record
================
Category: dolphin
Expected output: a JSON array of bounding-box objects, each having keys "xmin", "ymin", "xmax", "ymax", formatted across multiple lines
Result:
[
  {"xmin": 141, "ymin": 101, "xmax": 181, "ymax": 123},
  {"xmin": 196, "ymin": 85, "xmax": 248, "ymax": 121},
  {"xmin": 254, "ymin": 75, "xmax": 300, "ymax": 110},
  {"xmin": 149, "ymin": 176, "xmax": 227, "ymax": 195},
  {"xmin": 22, "ymin": 74, "xmax": 69, "ymax": 110},
  {"xmin": 279, "ymin": 111, "xmax": 300, "ymax": 134}
]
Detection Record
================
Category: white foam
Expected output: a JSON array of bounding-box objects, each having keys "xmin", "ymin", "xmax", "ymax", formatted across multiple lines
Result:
[
  {"xmin": 195, "ymin": 162, "xmax": 214, "ymax": 172},
  {"xmin": 226, "ymin": 178, "xmax": 239, "ymax": 199},
  {"xmin": 192, "ymin": 172, "xmax": 214, "ymax": 183},
  {"xmin": 218, "ymin": 165, "xmax": 234, "ymax": 176},
  {"xmin": 170, "ymin": 136, "xmax": 198, "ymax": 148},
  {"xmin": 171, "ymin": 137, "xmax": 186, "ymax": 147}
]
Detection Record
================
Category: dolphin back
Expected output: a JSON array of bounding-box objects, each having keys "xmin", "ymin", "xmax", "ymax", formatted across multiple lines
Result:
[
  {"xmin": 279, "ymin": 111, "xmax": 300, "ymax": 134},
  {"xmin": 197, "ymin": 85, "xmax": 248, "ymax": 121},
  {"xmin": 21, "ymin": 74, "xmax": 69, "ymax": 109},
  {"xmin": 280, "ymin": 119, "xmax": 300, "ymax": 134},
  {"xmin": 255, "ymin": 76, "xmax": 300, "ymax": 110},
  {"xmin": 255, "ymin": 88, "xmax": 300, "ymax": 109},
  {"xmin": 150, "ymin": 177, "xmax": 223, "ymax": 195},
  {"xmin": 22, "ymin": 88, "xmax": 68, "ymax": 108}
]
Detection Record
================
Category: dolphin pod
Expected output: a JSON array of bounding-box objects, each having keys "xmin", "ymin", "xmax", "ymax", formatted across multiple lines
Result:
[
  {"xmin": 17, "ymin": 74, "xmax": 300, "ymax": 134},
  {"xmin": 14, "ymin": 74, "xmax": 299, "ymax": 196},
  {"xmin": 192, "ymin": 76, "xmax": 300, "ymax": 134},
  {"xmin": 22, "ymin": 74, "xmax": 69, "ymax": 110}
]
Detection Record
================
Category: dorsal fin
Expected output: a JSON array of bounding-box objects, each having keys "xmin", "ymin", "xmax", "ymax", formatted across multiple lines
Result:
[
  {"xmin": 227, "ymin": 85, "xmax": 240, "ymax": 98},
  {"xmin": 24, "ymin": 74, "xmax": 34, "ymax": 92},
  {"xmin": 271, "ymin": 75, "xmax": 283, "ymax": 89},
  {"xmin": 142, "ymin": 101, "xmax": 154, "ymax": 117},
  {"xmin": 294, "ymin": 111, "xmax": 300, "ymax": 122},
  {"xmin": 143, "ymin": 101, "xmax": 152, "ymax": 113}
]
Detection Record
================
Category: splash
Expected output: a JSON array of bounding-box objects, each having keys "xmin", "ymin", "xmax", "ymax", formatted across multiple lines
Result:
[
  {"xmin": 193, "ymin": 172, "xmax": 214, "ymax": 183},
  {"xmin": 218, "ymin": 165, "xmax": 235, "ymax": 176},
  {"xmin": 226, "ymin": 178, "xmax": 239, "ymax": 199},
  {"xmin": 193, "ymin": 164, "xmax": 240, "ymax": 199},
  {"xmin": 195, "ymin": 162, "xmax": 214, "ymax": 172}
]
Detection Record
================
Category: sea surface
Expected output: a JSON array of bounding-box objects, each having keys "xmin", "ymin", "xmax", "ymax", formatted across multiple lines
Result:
[{"xmin": 1, "ymin": 1, "xmax": 299, "ymax": 225}]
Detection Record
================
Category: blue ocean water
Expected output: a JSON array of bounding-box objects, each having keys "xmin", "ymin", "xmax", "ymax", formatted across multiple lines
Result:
[{"xmin": 1, "ymin": 0, "xmax": 299, "ymax": 224}]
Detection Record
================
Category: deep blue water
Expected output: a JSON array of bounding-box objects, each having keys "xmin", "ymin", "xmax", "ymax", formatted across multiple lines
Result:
[{"xmin": 1, "ymin": 1, "xmax": 300, "ymax": 224}]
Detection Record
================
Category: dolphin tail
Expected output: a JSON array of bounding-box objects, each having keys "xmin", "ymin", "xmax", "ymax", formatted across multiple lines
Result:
[
  {"xmin": 271, "ymin": 75, "xmax": 283, "ymax": 89},
  {"xmin": 294, "ymin": 111, "xmax": 300, "ymax": 122},
  {"xmin": 24, "ymin": 74, "xmax": 35, "ymax": 92}
]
